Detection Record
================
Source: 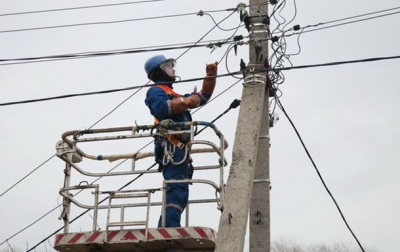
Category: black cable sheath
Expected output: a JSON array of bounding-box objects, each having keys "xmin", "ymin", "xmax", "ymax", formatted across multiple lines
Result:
[{"xmin": 277, "ymin": 99, "xmax": 365, "ymax": 252}]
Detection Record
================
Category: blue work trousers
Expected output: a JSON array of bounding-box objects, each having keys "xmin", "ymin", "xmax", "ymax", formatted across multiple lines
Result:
[{"xmin": 157, "ymin": 144, "xmax": 189, "ymax": 227}]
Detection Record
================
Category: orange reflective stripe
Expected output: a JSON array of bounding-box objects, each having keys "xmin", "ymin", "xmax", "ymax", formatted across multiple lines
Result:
[
  {"xmin": 155, "ymin": 85, "xmax": 181, "ymax": 98},
  {"xmin": 152, "ymin": 85, "xmax": 184, "ymax": 146},
  {"xmin": 153, "ymin": 85, "xmax": 182, "ymax": 125}
]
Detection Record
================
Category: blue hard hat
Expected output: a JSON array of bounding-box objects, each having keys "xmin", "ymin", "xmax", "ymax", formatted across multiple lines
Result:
[{"xmin": 144, "ymin": 55, "xmax": 174, "ymax": 78}]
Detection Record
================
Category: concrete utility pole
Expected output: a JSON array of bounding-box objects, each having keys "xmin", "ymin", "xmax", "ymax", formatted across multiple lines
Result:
[{"xmin": 215, "ymin": 1, "xmax": 270, "ymax": 252}]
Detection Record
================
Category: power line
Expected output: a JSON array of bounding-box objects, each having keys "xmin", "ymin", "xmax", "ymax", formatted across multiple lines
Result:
[
  {"xmin": 0, "ymin": 205, "xmax": 60, "ymax": 247},
  {"xmin": 89, "ymin": 7, "xmax": 237, "ymax": 128},
  {"xmin": 276, "ymin": 98, "xmax": 366, "ymax": 252},
  {"xmin": 2, "ymin": 2, "xmax": 377, "ymax": 250},
  {"xmin": 0, "ymin": 74, "xmax": 235, "ymax": 107},
  {"xmin": 0, "ymin": 155, "xmax": 56, "ymax": 199},
  {"xmin": 0, "ymin": 156, "xmax": 131, "ymax": 247},
  {"xmin": 0, "ymin": 39, "xmax": 235, "ymax": 64},
  {"xmin": 283, "ymin": 7, "xmax": 400, "ymax": 37},
  {"xmin": 0, "ymin": 13, "xmax": 196, "ymax": 34},
  {"xmin": 323, "ymin": 6, "xmax": 400, "ymax": 25},
  {"xmin": 0, "ymin": 8, "xmax": 239, "ymax": 109},
  {"xmin": 0, "ymin": 158, "xmax": 142, "ymax": 249},
  {"xmin": 0, "ymin": 0, "xmax": 170, "ymax": 17},
  {"xmin": 87, "ymin": 85, "xmax": 149, "ymax": 129},
  {"xmin": 303, "ymin": 10, "xmax": 400, "ymax": 34},
  {"xmin": 274, "ymin": 54, "xmax": 400, "ymax": 71},
  {"xmin": 0, "ymin": 8, "xmax": 233, "ymax": 34},
  {"xmin": 2, "ymin": 53, "xmax": 400, "ymax": 107},
  {"xmin": 0, "ymin": 9, "xmax": 243, "ymax": 67}
]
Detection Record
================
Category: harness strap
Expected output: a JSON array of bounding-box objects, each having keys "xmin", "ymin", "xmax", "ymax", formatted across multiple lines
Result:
[{"xmin": 153, "ymin": 85, "xmax": 186, "ymax": 147}]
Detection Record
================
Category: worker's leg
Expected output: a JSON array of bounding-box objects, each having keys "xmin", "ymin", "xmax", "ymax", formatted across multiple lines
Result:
[
  {"xmin": 158, "ymin": 147, "xmax": 189, "ymax": 227},
  {"xmin": 158, "ymin": 182, "xmax": 189, "ymax": 227}
]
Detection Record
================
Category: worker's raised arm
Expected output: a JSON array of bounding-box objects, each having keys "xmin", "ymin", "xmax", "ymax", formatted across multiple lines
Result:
[
  {"xmin": 201, "ymin": 62, "xmax": 218, "ymax": 96},
  {"xmin": 194, "ymin": 61, "xmax": 218, "ymax": 107},
  {"xmin": 169, "ymin": 61, "xmax": 218, "ymax": 114}
]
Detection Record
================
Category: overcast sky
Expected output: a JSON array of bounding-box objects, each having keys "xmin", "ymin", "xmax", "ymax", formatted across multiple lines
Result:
[{"xmin": 0, "ymin": 0, "xmax": 399, "ymax": 251}]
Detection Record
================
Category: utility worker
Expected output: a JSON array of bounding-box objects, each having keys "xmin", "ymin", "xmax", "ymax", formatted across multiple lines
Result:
[{"xmin": 144, "ymin": 55, "xmax": 218, "ymax": 227}]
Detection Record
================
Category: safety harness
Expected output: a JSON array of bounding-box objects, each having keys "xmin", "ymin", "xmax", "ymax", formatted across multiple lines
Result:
[
  {"xmin": 152, "ymin": 85, "xmax": 193, "ymax": 176},
  {"xmin": 153, "ymin": 85, "xmax": 187, "ymax": 148}
]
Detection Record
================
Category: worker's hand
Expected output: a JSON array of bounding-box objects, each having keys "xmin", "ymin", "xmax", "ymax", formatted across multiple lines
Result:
[
  {"xmin": 206, "ymin": 61, "xmax": 218, "ymax": 76},
  {"xmin": 184, "ymin": 95, "xmax": 200, "ymax": 109},
  {"xmin": 170, "ymin": 96, "xmax": 200, "ymax": 114}
]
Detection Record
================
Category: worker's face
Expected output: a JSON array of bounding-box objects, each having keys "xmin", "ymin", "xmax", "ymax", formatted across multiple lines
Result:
[{"xmin": 160, "ymin": 59, "xmax": 176, "ymax": 79}]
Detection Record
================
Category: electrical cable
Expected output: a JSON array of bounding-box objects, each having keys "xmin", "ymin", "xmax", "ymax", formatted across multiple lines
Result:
[
  {"xmin": 203, "ymin": 12, "xmax": 243, "ymax": 32},
  {"xmin": 2, "ymin": 6, "xmax": 397, "ymax": 63},
  {"xmin": 0, "ymin": 155, "xmax": 56, "ymax": 199},
  {"xmin": 0, "ymin": 16, "xmax": 241, "ymax": 67},
  {"xmin": 195, "ymin": 98, "xmax": 241, "ymax": 136},
  {"xmin": 26, "ymin": 162, "xmax": 158, "ymax": 252},
  {"xmin": 0, "ymin": 12, "xmax": 194, "ymax": 34},
  {"xmin": 302, "ymin": 10, "xmax": 400, "ymax": 34},
  {"xmin": 269, "ymin": 4, "xmax": 400, "ymax": 75},
  {"xmin": 193, "ymin": 78, "xmax": 242, "ymax": 114},
  {"xmin": 268, "ymin": 54, "xmax": 400, "ymax": 71},
  {"xmin": 3, "ymin": 53, "xmax": 400, "ymax": 108},
  {"xmin": 0, "ymin": 90, "xmax": 144, "ymax": 200},
  {"xmin": 282, "ymin": 8, "xmax": 400, "ymax": 38},
  {"xmin": 175, "ymin": 9, "xmax": 236, "ymax": 60},
  {"xmin": 276, "ymin": 98, "xmax": 366, "ymax": 252},
  {"xmin": 0, "ymin": 0, "xmax": 170, "ymax": 17},
  {"xmin": 5, "ymin": 240, "xmax": 13, "ymax": 252},
  {"xmin": 213, "ymin": 11, "xmax": 247, "ymax": 76},
  {"xmin": 5, "ymin": 7, "xmax": 256, "ymax": 251},
  {"xmin": 0, "ymin": 204, "xmax": 60, "ymax": 247},
  {"xmin": 319, "ymin": 6, "xmax": 400, "ymax": 26},
  {"xmin": 0, "ymin": 8, "xmax": 233, "ymax": 34},
  {"xmin": 0, "ymin": 9, "xmax": 241, "ymax": 247},
  {"xmin": 47, "ymin": 239, "xmax": 54, "ymax": 250},
  {"xmin": 267, "ymin": 0, "xmax": 293, "ymax": 116},
  {"xmin": 270, "ymin": 0, "xmax": 286, "ymax": 34},
  {"xmin": 0, "ymin": 153, "xmax": 131, "ymax": 247},
  {"xmin": 0, "ymin": 40, "xmax": 232, "ymax": 64},
  {"xmin": 91, "ymin": 8, "xmax": 237, "ymax": 131},
  {"xmin": 87, "ymin": 85, "xmax": 149, "ymax": 129},
  {"xmin": 0, "ymin": 73, "xmax": 236, "ymax": 107},
  {"xmin": 223, "ymin": 44, "xmax": 243, "ymax": 80},
  {"xmin": 0, "ymin": 41, "xmax": 234, "ymax": 67},
  {"xmin": 267, "ymin": 2, "xmax": 400, "ymax": 114}
]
